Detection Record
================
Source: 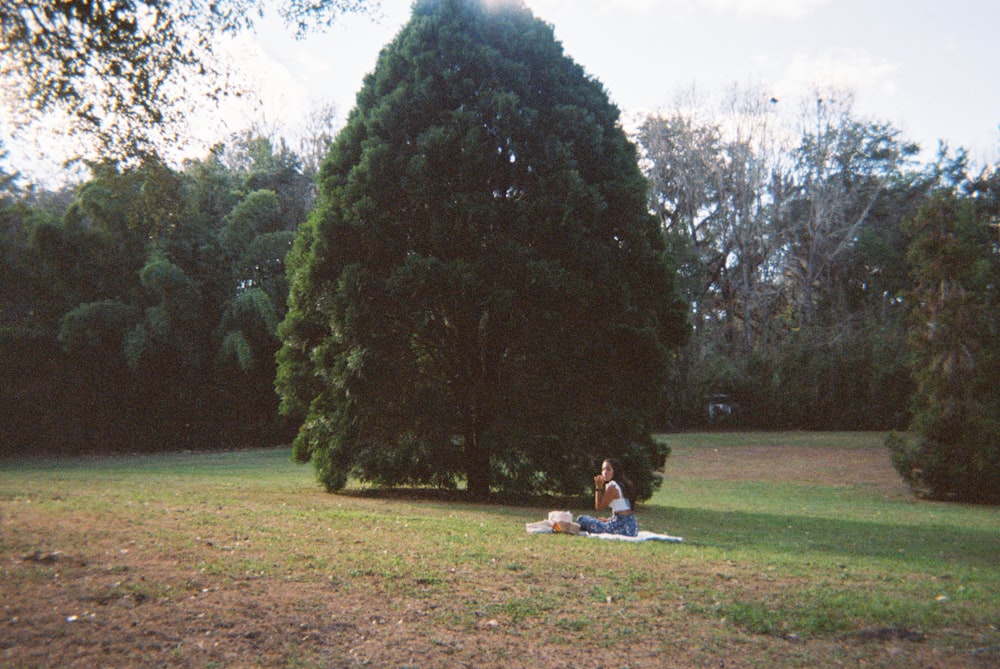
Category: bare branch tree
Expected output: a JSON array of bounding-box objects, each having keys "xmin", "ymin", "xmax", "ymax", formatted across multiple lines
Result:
[{"xmin": 785, "ymin": 87, "xmax": 916, "ymax": 326}]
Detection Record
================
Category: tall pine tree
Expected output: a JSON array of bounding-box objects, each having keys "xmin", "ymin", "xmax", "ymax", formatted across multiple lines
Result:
[
  {"xmin": 277, "ymin": 0, "xmax": 688, "ymax": 498},
  {"xmin": 888, "ymin": 182, "xmax": 1000, "ymax": 503}
]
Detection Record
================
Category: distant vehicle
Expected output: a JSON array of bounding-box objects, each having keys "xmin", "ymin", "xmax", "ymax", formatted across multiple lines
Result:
[{"xmin": 707, "ymin": 394, "xmax": 737, "ymax": 422}]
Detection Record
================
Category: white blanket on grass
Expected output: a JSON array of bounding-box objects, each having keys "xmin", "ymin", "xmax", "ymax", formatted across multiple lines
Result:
[
  {"xmin": 588, "ymin": 530, "xmax": 683, "ymax": 543},
  {"xmin": 525, "ymin": 520, "xmax": 682, "ymax": 543}
]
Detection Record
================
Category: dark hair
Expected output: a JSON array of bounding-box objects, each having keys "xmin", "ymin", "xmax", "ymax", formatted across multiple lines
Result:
[{"xmin": 604, "ymin": 458, "xmax": 636, "ymax": 507}]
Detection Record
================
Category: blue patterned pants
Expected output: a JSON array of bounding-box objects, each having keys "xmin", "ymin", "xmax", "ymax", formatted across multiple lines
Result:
[{"xmin": 577, "ymin": 513, "xmax": 638, "ymax": 537}]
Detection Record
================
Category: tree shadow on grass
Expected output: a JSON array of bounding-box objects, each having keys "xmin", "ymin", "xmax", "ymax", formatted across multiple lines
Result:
[
  {"xmin": 644, "ymin": 506, "xmax": 1000, "ymax": 569},
  {"xmin": 333, "ymin": 487, "xmax": 998, "ymax": 570},
  {"xmin": 340, "ymin": 486, "xmax": 589, "ymax": 509}
]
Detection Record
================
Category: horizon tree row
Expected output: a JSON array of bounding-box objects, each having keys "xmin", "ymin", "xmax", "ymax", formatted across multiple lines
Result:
[
  {"xmin": 639, "ymin": 86, "xmax": 989, "ymax": 432},
  {"xmin": 1, "ymin": 0, "xmax": 996, "ymax": 502},
  {"xmin": 0, "ymin": 133, "xmax": 316, "ymax": 456}
]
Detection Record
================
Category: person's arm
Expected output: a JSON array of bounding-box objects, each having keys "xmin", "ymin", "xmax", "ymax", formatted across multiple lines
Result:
[{"xmin": 594, "ymin": 480, "xmax": 621, "ymax": 511}]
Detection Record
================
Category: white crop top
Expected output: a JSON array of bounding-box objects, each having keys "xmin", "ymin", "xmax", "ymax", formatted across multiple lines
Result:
[{"xmin": 606, "ymin": 480, "xmax": 631, "ymax": 513}]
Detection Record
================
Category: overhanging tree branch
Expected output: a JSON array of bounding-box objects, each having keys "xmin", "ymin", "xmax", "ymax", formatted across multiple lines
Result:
[{"xmin": 0, "ymin": 0, "xmax": 379, "ymax": 163}]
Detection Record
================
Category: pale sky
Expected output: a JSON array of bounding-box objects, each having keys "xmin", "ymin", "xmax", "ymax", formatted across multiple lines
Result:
[
  {"xmin": 7, "ymin": 0, "xmax": 1000, "ymax": 181},
  {"xmin": 216, "ymin": 0, "xmax": 999, "ymax": 167}
]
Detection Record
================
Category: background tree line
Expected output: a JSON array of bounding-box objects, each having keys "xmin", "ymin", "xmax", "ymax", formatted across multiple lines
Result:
[
  {"xmin": 1, "ymin": 92, "xmax": 997, "ymax": 441},
  {"xmin": 1, "ymin": 69, "xmax": 996, "ymax": 501},
  {"xmin": 640, "ymin": 86, "xmax": 996, "ymax": 436},
  {"xmin": 0, "ymin": 131, "xmax": 319, "ymax": 456},
  {"xmin": 638, "ymin": 84, "xmax": 999, "ymax": 502}
]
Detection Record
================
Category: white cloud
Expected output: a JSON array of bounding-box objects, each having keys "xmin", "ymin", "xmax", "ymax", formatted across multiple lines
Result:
[
  {"xmin": 776, "ymin": 48, "xmax": 899, "ymax": 101},
  {"xmin": 530, "ymin": 0, "xmax": 659, "ymax": 17},
  {"xmin": 702, "ymin": 0, "xmax": 831, "ymax": 19},
  {"xmin": 531, "ymin": 0, "xmax": 830, "ymax": 23}
]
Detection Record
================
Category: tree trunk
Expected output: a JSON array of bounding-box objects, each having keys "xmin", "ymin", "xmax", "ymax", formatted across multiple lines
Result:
[{"xmin": 464, "ymin": 426, "xmax": 491, "ymax": 499}]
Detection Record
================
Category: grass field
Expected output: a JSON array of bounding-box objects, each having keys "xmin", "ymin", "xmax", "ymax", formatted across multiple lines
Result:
[{"xmin": 1, "ymin": 432, "xmax": 998, "ymax": 668}]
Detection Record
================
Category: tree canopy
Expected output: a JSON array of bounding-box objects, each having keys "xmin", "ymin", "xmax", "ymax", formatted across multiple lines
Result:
[
  {"xmin": 0, "ymin": 0, "xmax": 375, "ymax": 161},
  {"xmin": 0, "ymin": 131, "xmax": 315, "ymax": 457},
  {"xmin": 2, "ymin": 3, "xmax": 995, "ymax": 503},
  {"xmin": 887, "ymin": 168, "xmax": 1000, "ymax": 504},
  {"xmin": 277, "ymin": 0, "xmax": 688, "ymax": 499}
]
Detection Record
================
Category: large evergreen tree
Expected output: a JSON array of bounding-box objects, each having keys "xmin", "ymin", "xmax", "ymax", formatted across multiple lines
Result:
[
  {"xmin": 888, "ymin": 176, "xmax": 1000, "ymax": 504},
  {"xmin": 277, "ymin": 0, "xmax": 688, "ymax": 499}
]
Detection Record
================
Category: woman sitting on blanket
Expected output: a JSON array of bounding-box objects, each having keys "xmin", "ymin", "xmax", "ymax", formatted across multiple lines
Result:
[{"xmin": 577, "ymin": 459, "xmax": 638, "ymax": 537}]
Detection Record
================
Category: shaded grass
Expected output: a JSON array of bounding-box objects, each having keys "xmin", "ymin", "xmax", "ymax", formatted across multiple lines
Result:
[
  {"xmin": 2, "ymin": 436, "xmax": 999, "ymax": 668},
  {"xmin": 658, "ymin": 503, "xmax": 998, "ymax": 568}
]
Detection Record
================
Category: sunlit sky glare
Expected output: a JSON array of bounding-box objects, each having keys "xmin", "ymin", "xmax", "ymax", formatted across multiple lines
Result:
[
  {"xmin": 8, "ymin": 0, "xmax": 1000, "ymax": 181},
  {"xmin": 217, "ymin": 0, "xmax": 999, "ymax": 162}
]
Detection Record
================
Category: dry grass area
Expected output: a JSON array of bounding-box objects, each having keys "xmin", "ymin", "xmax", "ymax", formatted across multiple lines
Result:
[
  {"xmin": 669, "ymin": 439, "xmax": 911, "ymax": 493},
  {"xmin": 1, "ymin": 436, "xmax": 997, "ymax": 668}
]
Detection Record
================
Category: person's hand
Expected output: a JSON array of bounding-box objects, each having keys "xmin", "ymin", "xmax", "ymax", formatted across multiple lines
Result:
[{"xmin": 593, "ymin": 474, "xmax": 604, "ymax": 489}]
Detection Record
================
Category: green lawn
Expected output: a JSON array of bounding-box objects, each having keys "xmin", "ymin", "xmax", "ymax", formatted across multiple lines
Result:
[{"xmin": 1, "ymin": 434, "xmax": 998, "ymax": 668}]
